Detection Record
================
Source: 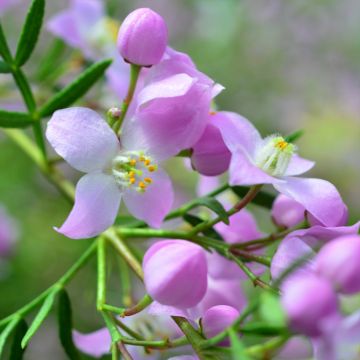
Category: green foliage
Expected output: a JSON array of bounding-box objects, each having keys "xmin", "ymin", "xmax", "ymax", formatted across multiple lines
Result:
[
  {"xmin": 21, "ymin": 288, "xmax": 59, "ymax": 348},
  {"xmin": 0, "ymin": 110, "xmax": 33, "ymax": 128},
  {"xmin": 39, "ymin": 59, "xmax": 113, "ymax": 118},
  {"xmin": 0, "ymin": 60, "xmax": 10, "ymax": 73},
  {"xmin": 15, "ymin": 0, "xmax": 45, "ymax": 66},
  {"xmin": 183, "ymin": 213, "xmax": 223, "ymax": 241},
  {"xmin": 285, "ymin": 129, "xmax": 304, "ymax": 143},
  {"xmin": 228, "ymin": 328, "xmax": 250, "ymax": 360},
  {"xmin": 58, "ymin": 290, "xmax": 81, "ymax": 360},
  {"xmin": 190, "ymin": 197, "xmax": 229, "ymax": 224},
  {"xmin": 259, "ymin": 292, "xmax": 287, "ymax": 327},
  {"xmin": 231, "ymin": 186, "xmax": 275, "ymax": 208},
  {"xmin": 9, "ymin": 320, "xmax": 28, "ymax": 360},
  {"xmin": 0, "ymin": 317, "xmax": 21, "ymax": 357}
]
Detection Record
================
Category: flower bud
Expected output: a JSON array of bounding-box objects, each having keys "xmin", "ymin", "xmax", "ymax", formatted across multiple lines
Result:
[
  {"xmin": 202, "ymin": 305, "xmax": 239, "ymax": 345},
  {"xmin": 191, "ymin": 112, "xmax": 231, "ymax": 176},
  {"xmin": 314, "ymin": 235, "xmax": 360, "ymax": 294},
  {"xmin": 117, "ymin": 8, "xmax": 168, "ymax": 66},
  {"xmin": 281, "ymin": 274, "xmax": 338, "ymax": 337},
  {"xmin": 143, "ymin": 240, "xmax": 207, "ymax": 308},
  {"xmin": 271, "ymin": 194, "xmax": 305, "ymax": 228}
]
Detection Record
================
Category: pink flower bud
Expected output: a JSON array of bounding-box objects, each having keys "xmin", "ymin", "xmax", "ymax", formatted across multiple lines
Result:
[
  {"xmin": 191, "ymin": 112, "xmax": 231, "ymax": 176},
  {"xmin": 314, "ymin": 235, "xmax": 360, "ymax": 294},
  {"xmin": 143, "ymin": 240, "xmax": 207, "ymax": 308},
  {"xmin": 117, "ymin": 8, "xmax": 168, "ymax": 66},
  {"xmin": 271, "ymin": 194, "xmax": 305, "ymax": 228},
  {"xmin": 282, "ymin": 274, "xmax": 338, "ymax": 337},
  {"xmin": 202, "ymin": 305, "xmax": 239, "ymax": 343}
]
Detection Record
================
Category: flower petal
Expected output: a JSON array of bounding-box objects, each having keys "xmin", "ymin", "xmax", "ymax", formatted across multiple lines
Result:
[
  {"xmin": 284, "ymin": 155, "xmax": 315, "ymax": 176},
  {"xmin": 228, "ymin": 150, "xmax": 279, "ymax": 186},
  {"xmin": 123, "ymin": 168, "xmax": 173, "ymax": 228},
  {"xmin": 274, "ymin": 177, "xmax": 347, "ymax": 227},
  {"xmin": 215, "ymin": 111, "xmax": 262, "ymax": 156},
  {"xmin": 73, "ymin": 328, "xmax": 111, "ymax": 357},
  {"xmin": 56, "ymin": 173, "xmax": 121, "ymax": 239},
  {"xmin": 46, "ymin": 107, "xmax": 119, "ymax": 173}
]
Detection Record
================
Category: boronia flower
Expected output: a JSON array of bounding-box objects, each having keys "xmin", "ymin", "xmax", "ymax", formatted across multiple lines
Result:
[
  {"xmin": 46, "ymin": 107, "xmax": 174, "ymax": 239},
  {"xmin": 216, "ymin": 113, "xmax": 347, "ymax": 227}
]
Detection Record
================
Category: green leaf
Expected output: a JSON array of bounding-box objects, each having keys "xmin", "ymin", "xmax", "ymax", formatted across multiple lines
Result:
[
  {"xmin": 228, "ymin": 327, "xmax": 250, "ymax": 360},
  {"xmin": 15, "ymin": 0, "xmax": 45, "ymax": 66},
  {"xmin": 192, "ymin": 197, "xmax": 229, "ymax": 224},
  {"xmin": 0, "ymin": 60, "xmax": 10, "ymax": 73},
  {"xmin": 0, "ymin": 23, "xmax": 13, "ymax": 63},
  {"xmin": 259, "ymin": 292, "xmax": 287, "ymax": 327},
  {"xmin": 0, "ymin": 110, "xmax": 33, "ymax": 128},
  {"xmin": 231, "ymin": 186, "xmax": 275, "ymax": 209},
  {"xmin": 39, "ymin": 59, "xmax": 112, "ymax": 118},
  {"xmin": 285, "ymin": 129, "xmax": 304, "ymax": 143},
  {"xmin": 58, "ymin": 290, "xmax": 80, "ymax": 360},
  {"xmin": 21, "ymin": 289, "xmax": 59, "ymax": 348},
  {"xmin": 9, "ymin": 320, "xmax": 28, "ymax": 360},
  {"xmin": 0, "ymin": 317, "xmax": 21, "ymax": 357},
  {"xmin": 183, "ymin": 213, "xmax": 223, "ymax": 241}
]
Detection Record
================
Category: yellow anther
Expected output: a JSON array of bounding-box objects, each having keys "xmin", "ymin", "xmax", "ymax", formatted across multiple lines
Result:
[
  {"xmin": 144, "ymin": 177, "xmax": 152, "ymax": 184},
  {"xmin": 138, "ymin": 181, "xmax": 146, "ymax": 189},
  {"xmin": 129, "ymin": 159, "xmax": 137, "ymax": 166},
  {"xmin": 276, "ymin": 140, "xmax": 288, "ymax": 150},
  {"xmin": 209, "ymin": 111, "xmax": 217, "ymax": 115},
  {"xmin": 129, "ymin": 177, "xmax": 136, "ymax": 185},
  {"xmin": 139, "ymin": 155, "xmax": 146, "ymax": 162},
  {"xmin": 144, "ymin": 159, "xmax": 151, "ymax": 166},
  {"xmin": 148, "ymin": 165, "xmax": 156, "ymax": 172},
  {"xmin": 128, "ymin": 171, "xmax": 136, "ymax": 178}
]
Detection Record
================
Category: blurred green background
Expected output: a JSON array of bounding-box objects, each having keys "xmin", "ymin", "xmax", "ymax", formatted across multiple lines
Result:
[{"xmin": 1, "ymin": 0, "xmax": 360, "ymax": 358}]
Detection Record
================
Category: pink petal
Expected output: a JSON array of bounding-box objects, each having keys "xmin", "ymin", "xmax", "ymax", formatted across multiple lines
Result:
[
  {"xmin": 46, "ymin": 11, "xmax": 82, "ymax": 48},
  {"xmin": 72, "ymin": 0, "xmax": 104, "ymax": 32},
  {"xmin": 215, "ymin": 112, "xmax": 262, "ymax": 156},
  {"xmin": 46, "ymin": 107, "xmax": 119, "ymax": 173},
  {"xmin": 228, "ymin": 150, "xmax": 279, "ymax": 186},
  {"xmin": 274, "ymin": 177, "xmax": 347, "ymax": 227},
  {"xmin": 147, "ymin": 301, "xmax": 189, "ymax": 318},
  {"xmin": 123, "ymin": 168, "xmax": 173, "ymax": 228},
  {"xmin": 56, "ymin": 173, "xmax": 121, "ymax": 239},
  {"xmin": 284, "ymin": 155, "xmax": 315, "ymax": 176},
  {"xmin": 73, "ymin": 328, "xmax": 111, "ymax": 357}
]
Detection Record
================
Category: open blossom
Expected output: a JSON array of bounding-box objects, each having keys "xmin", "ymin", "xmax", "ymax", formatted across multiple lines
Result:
[
  {"xmin": 117, "ymin": 8, "xmax": 168, "ymax": 66},
  {"xmin": 216, "ymin": 113, "xmax": 347, "ymax": 227},
  {"xmin": 143, "ymin": 240, "xmax": 207, "ymax": 308},
  {"xmin": 46, "ymin": 107, "xmax": 174, "ymax": 238},
  {"xmin": 314, "ymin": 235, "xmax": 360, "ymax": 294}
]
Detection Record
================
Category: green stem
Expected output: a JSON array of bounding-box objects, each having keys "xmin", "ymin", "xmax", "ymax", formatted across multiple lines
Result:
[
  {"xmin": 97, "ymin": 237, "xmax": 107, "ymax": 310},
  {"xmin": 105, "ymin": 230, "xmax": 144, "ymax": 279},
  {"xmin": 246, "ymin": 335, "xmax": 290, "ymax": 356},
  {"xmin": 118, "ymin": 257, "xmax": 133, "ymax": 307},
  {"xmin": 230, "ymin": 248, "xmax": 271, "ymax": 267},
  {"xmin": 117, "ymin": 342, "xmax": 134, "ymax": 360},
  {"xmin": 0, "ymin": 241, "xmax": 97, "ymax": 328},
  {"xmin": 122, "ymin": 294, "xmax": 153, "ymax": 316},
  {"xmin": 113, "ymin": 64, "xmax": 141, "ymax": 134}
]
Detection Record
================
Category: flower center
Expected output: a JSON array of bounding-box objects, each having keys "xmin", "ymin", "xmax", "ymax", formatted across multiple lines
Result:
[
  {"xmin": 255, "ymin": 136, "xmax": 296, "ymax": 176},
  {"xmin": 111, "ymin": 151, "xmax": 157, "ymax": 192}
]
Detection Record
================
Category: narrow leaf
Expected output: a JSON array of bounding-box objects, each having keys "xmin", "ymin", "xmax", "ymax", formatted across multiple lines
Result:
[
  {"xmin": 0, "ymin": 23, "xmax": 12, "ymax": 63},
  {"xmin": 0, "ymin": 110, "xmax": 33, "ymax": 128},
  {"xmin": 0, "ymin": 60, "xmax": 10, "ymax": 73},
  {"xmin": 231, "ymin": 186, "xmax": 275, "ymax": 208},
  {"xmin": 0, "ymin": 317, "xmax": 21, "ymax": 357},
  {"xmin": 58, "ymin": 290, "xmax": 80, "ymax": 360},
  {"xmin": 9, "ymin": 320, "xmax": 28, "ymax": 360},
  {"xmin": 183, "ymin": 214, "xmax": 223, "ymax": 241},
  {"xmin": 193, "ymin": 197, "xmax": 229, "ymax": 224},
  {"xmin": 21, "ymin": 289, "xmax": 59, "ymax": 348},
  {"xmin": 228, "ymin": 327, "xmax": 250, "ymax": 360},
  {"xmin": 39, "ymin": 59, "xmax": 112, "ymax": 117},
  {"xmin": 15, "ymin": 0, "xmax": 45, "ymax": 66},
  {"xmin": 285, "ymin": 129, "xmax": 304, "ymax": 143}
]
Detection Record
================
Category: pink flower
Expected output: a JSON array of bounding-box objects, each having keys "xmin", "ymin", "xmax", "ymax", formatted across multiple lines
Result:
[
  {"xmin": 216, "ymin": 113, "xmax": 347, "ymax": 227},
  {"xmin": 202, "ymin": 305, "xmax": 239, "ymax": 345},
  {"xmin": 281, "ymin": 273, "xmax": 338, "ymax": 337},
  {"xmin": 314, "ymin": 235, "xmax": 360, "ymax": 295},
  {"xmin": 117, "ymin": 8, "xmax": 168, "ymax": 66},
  {"xmin": 0, "ymin": 206, "xmax": 18, "ymax": 257},
  {"xmin": 143, "ymin": 240, "xmax": 207, "ymax": 308},
  {"xmin": 46, "ymin": 107, "xmax": 175, "ymax": 238},
  {"xmin": 191, "ymin": 112, "xmax": 231, "ymax": 176}
]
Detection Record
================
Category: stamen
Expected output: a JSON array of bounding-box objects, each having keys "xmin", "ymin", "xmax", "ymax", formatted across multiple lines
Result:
[
  {"xmin": 148, "ymin": 165, "xmax": 156, "ymax": 172},
  {"xmin": 144, "ymin": 159, "xmax": 151, "ymax": 166},
  {"xmin": 129, "ymin": 177, "xmax": 136, "ymax": 185},
  {"xmin": 144, "ymin": 177, "xmax": 152, "ymax": 184},
  {"xmin": 129, "ymin": 159, "xmax": 137, "ymax": 166},
  {"xmin": 138, "ymin": 182, "xmax": 146, "ymax": 189}
]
